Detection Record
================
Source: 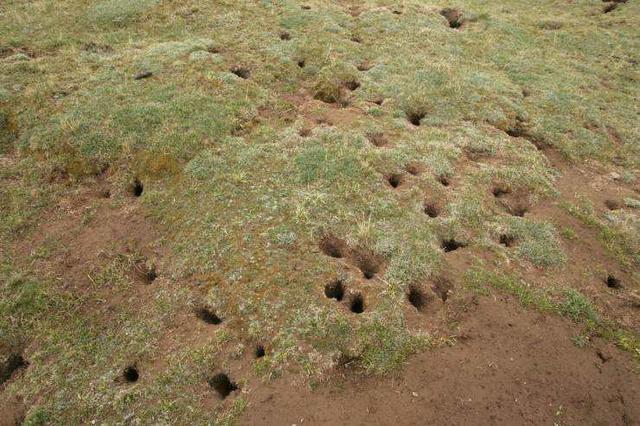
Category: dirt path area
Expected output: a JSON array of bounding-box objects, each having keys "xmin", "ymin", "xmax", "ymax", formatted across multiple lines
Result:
[{"xmin": 242, "ymin": 295, "xmax": 640, "ymax": 425}]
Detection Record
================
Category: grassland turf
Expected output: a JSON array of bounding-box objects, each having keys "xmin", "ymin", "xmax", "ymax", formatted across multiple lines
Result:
[{"xmin": 1, "ymin": 0, "xmax": 640, "ymax": 423}]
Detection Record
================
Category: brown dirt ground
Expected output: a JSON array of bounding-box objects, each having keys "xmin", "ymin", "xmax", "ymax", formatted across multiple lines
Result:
[{"xmin": 241, "ymin": 294, "xmax": 640, "ymax": 426}]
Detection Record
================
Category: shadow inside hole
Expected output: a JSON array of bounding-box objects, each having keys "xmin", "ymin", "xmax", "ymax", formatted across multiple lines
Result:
[
  {"xmin": 255, "ymin": 344, "xmax": 265, "ymax": 358},
  {"xmin": 492, "ymin": 186, "xmax": 510, "ymax": 198},
  {"xmin": 438, "ymin": 175, "xmax": 451, "ymax": 187},
  {"xmin": 230, "ymin": 66, "xmax": 250, "ymax": 79},
  {"xmin": 407, "ymin": 286, "xmax": 427, "ymax": 312},
  {"xmin": 196, "ymin": 307, "xmax": 223, "ymax": 325},
  {"xmin": 0, "ymin": 354, "xmax": 28, "ymax": 385},
  {"xmin": 387, "ymin": 173, "xmax": 403, "ymax": 188},
  {"xmin": 123, "ymin": 366, "xmax": 139, "ymax": 383},
  {"xmin": 131, "ymin": 179, "xmax": 144, "ymax": 197},
  {"xmin": 441, "ymin": 238, "xmax": 466, "ymax": 253},
  {"xmin": 424, "ymin": 202, "xmax": 439, "ymax": 218},
  {"xmin": 325, "ymin": 280, "xmax": 345, "ymax": 301},
  {"xmin": 319, "ymin": 234, "xmax": 348, "ymax": 258},
  {"xmin": 366, "ymin": 132, "xmax": 387, "ymax": 147},
  {"xmin": 350, "ymin": 294, "xmax": 365, "ymax": 313},
  {"xmin": 499, "ymin": 234, "xmax": 516, "ymax": 247},
  {"xmin": 407, "ymin": 111, "xmax": 425, "ymax": 126},
  {"xmin": 606, "ymin": 275, "xmax": 621, "ymax": 289},
  {"xmin": 344, "ymin": 80, "xmax": 360, "ymax": 91},
  {"xmin": 208, "ymin": 373, "xmax": 238, "ymax": 399}
]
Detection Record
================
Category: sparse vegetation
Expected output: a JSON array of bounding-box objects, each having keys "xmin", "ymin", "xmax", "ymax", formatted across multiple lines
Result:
[{"xmin": 1, "ymin": 0, "xmax": 639, "ymax": 423}]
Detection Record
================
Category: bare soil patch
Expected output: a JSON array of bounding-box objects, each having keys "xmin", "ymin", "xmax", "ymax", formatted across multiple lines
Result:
[{"xmin": 241, "ymin": 295, "xmax": 640, "ymax": 425}]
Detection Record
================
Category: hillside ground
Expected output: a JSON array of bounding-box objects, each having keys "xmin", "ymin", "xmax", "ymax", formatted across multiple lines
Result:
[{"xmin": 1, "ymin": 0, "xmax": 639, "ymax": 424}]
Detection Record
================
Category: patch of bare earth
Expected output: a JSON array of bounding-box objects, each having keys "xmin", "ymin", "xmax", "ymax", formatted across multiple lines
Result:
[{"xmin": 241, "ymin": 295, "xmax": 640, "ymax": 425}]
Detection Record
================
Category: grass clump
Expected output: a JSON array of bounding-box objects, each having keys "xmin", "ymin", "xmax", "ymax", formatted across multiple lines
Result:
[{"xmin": 89, "ymin": 0, "xmax": 159, "ymax": 25}]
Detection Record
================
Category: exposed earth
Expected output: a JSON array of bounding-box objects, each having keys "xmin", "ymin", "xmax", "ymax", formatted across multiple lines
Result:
[{"xmin": 1, "ymin": 0, "xmax": 639, "ymax": 424}]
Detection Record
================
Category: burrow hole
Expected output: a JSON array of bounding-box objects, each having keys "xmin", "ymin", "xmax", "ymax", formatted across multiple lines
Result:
[
  {"xmin": 196, "ymin": 307, "xmax": 222, "ymax": 325},
  {"xmin": 424, "ymin": 202, "xmax": 440, "ymax": 218},
  {"xmin": 299, "ymin": 127, "xmax": 311, "ymax": 137},
  {"xmin": 136, "ymin": 262, "xmax": 156, "ymax": 284},
  {"xmin": 366, "ymin": 132, "xmax": 388, "ymax": 147},
  {"xmin": 131, "ymin": 178, "xmax": 144, "ymax": 197},
  {"xmin": 407, "ymin": 286, "xmax": 428, "ymax": 312},
  {"xmin": 432, "ymin": 277, "xmax": 453, "ymax": 302},
  {"xmin": 279, "ymin": 31, "xmax": 291, "ymax": 41},
  {"xmin": 356, "ymin": 251, "xmax": 381, "ymax": 279},
  {"xmin": 492, "ymin": 185, "xmax": 511, "ymax": 198},
  {"xmin": 509, "ymin": 204, "xmax": 529, "ymax": 217},
  {"xmin": 350, "ymin": 293, "xmax": 365, "ymax": 313},
  {"xmin": 441, "ymin": 238, "xmax": 466, "ymax": 253},
  {"xmin": 405, "ymin": 163, "xmax": 422, "ymax": 176},
  {"xmin": 407, "ymin": 110, "xmax": 426, "ymax": 126},
  {"xmin": 605, "ymin": 199, "xmax": 622, "ymax": 211},
  {"xmin": 440, "ymin": 8, "xmax": 464, "ymax": 29},
  {"xmin": 606, "ymin": 275, "xmax": 621, "ymax": 289},
  {"xmin": 344, "ymin": 80, "xmax": 360, "ymax": 91},
  {"xmin": 387, "ymin": 173, "xmax": 404, "ymax": 189},
  {"xmin": 123, "ymin": 365, "xmax": 139, "ymax": 383},
  {"xmin": 0, "ymin": 354, "xmax": 28, "ymax": 385},
  {"xmin": 438, "ymin": 175, "xmax": 451, "ymax": 187},
  {"xmin": 255, "ymin": 344, "xmax": 266, "ymax": 359},
  {"xmin": 208, "ymin": 373, "xmax": 238, "ymax": 399},
  {"xmin": 230, "ymin": 66, "xmax": 250, "ymax": 79},
  {"xmin": 325, "ymin": 280, "xmax": 345, "ymax": 301},
  {"xmin": 499, "ymin": 234, "xmax": 516, "ymax": 247},
  {"xmin": 319, "ymin": 234, "xmax": 348, "ymax": 258},
  {"xmin": 297, "ymin": 59, "xmax": 306, "ymax": 68}
]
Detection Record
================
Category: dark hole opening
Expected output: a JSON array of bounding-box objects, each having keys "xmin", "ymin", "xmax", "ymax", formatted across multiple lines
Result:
[
  {"xmin": 0, "ymin": 354, "xmax": 28, "ymax": 385},
  {"xmin": 131, "ymin": 179, "xmax": 144, "ymax": 197},
  {"xmin": 350, "ymin": 294, "xmax": 365, "ymax": 313},
  {"xmin": 492, "ymin": 186, "xmax": 510, "ymax": 198},
  {"xmin": 297, "ymin": 59, "xmax": 306, "ymax": 68},
  {"xmin": 145, "ymin": 266, "xmax": 157, "ymax": 283},
  {"xmin": 255, "ymin": 344, "xmax": 265, "ymax": 358},
  {"xmin": 606, "ymin": 275, "xmax": 621, "ymax": 289},
  {"xmin": 344, "ymin": 80, "xmax": 360, "ymax": 91},
  {"xmin": 407, "ymin": 111, "xmax": 425, "ymax": 126},
  {"xmin": 196, "ymin": 307, "xmax": 222, "ymax": 325},
  {"xmin": 279, "ymin": 31, "xmax": 291, "ymax": 40},
  {"xmin": 123, "ymin": 366, "xmax": 139, "ymax": 383},
  {"xmin": 605, "ymin": 199, "xmax": 621, "ymax": 211},
  {"xmin": 230, "ymin": 66, "xmax": 250, "ymax": 79},
  {"xmin": 325, "ymin": 280, "xmax": 345, "ymax": 301},
  {"xmin": 499, "ymin": 234, "xmax": 516, "ymax": 247},
  {"xmin": 358, "ymin": 256, "xmax": 380, "ymax": 279},
  {"xmin": 387, "ymin": 173, "xmax": 403, "ymax": 188},
  {"xmin": 424, "ymin": 203, "xmax": 439, "ymax": 218},
  {"xmin": 441, "ymin": 238, "xmax": 465, "ymax": 253},
  {"xmin": 438, "ymin": 175, "xmax": 451, "ymax": 187},
  {"xmin": 319, "ymin": 235, "xmax": 347, "ymax": 258},
  {"xmin": 208, "ymin": 373, "xmax": 238, "ymax": 399},
  {"xmin": 440, "ymin": 8, "xmax": 464, "ymax": 28},
  {"xmin": 366, "ymin": 132, "xmax": 387, "ymax": 147},
  {"xmin": 407, "ymin": 286, "xmax": 427, "ymax": 312}
]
